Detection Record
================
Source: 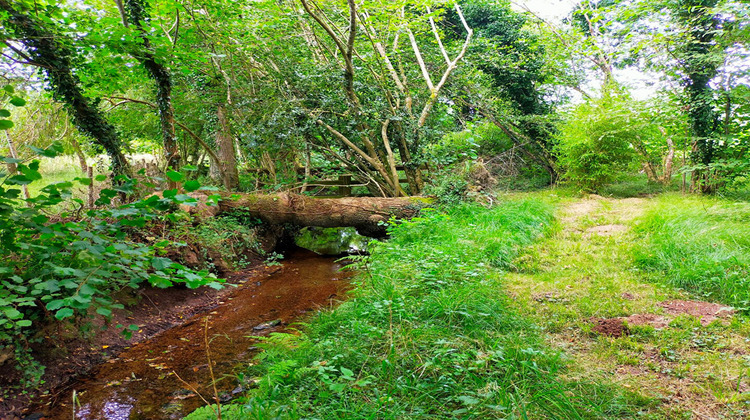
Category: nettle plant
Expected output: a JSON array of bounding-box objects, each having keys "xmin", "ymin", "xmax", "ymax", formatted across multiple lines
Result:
[{"xmin": 1, "ymin": 104, "xmax": 222, "ymax": 384}]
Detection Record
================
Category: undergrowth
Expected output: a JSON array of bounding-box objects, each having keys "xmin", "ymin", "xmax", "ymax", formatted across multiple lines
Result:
[
  {"xmin": 187, "ymin": 199, "xmax": 650, "ymax": 419},
  {"xmin": 634, "ymin": 194, "xmax": 750, "ymax": 311},
  {"xmin": 193, "ymin": 212, "xmax": 262, "ymax": 270}
]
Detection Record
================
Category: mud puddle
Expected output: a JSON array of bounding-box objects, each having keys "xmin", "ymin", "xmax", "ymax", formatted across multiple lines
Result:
[{"xmin": 34, "ymin": 249, "xmax": 353, "ymax": 419}]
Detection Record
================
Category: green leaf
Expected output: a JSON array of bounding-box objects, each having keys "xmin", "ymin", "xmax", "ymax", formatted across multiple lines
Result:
[
  {"xmin": 29, "ymin": 145, "xmax": 59, "ymax": 158},
  {"xmin": 183, "ymin": 180, "xmax": 200, "ymax": 192},
  {"xmin": 457, "ymin": 396, "xmax": 480, "ymax": 406},
  {"xmin": 151, "ymin": 257, "xmax": 173, "ymax": 270},
  {"xmin": 340, "ymin": 367, "xmax": 354, "ymax": 378},
  {"xmin": 3, "ymin": 85, "xmax": 14, "ymax": 94},
  {"xmin": 121, "ymin": 218, "xmax": 146, "ymax": 227},
  {"xmin": 166, "ymin": 170, "xmax": 184, "ymax": 182},
  {"xmin": 0, "ymin": 120, "xmax": 13, "ymax": 130},
  {"xmin": 7, "ymin": 175, "xmax": 31, "ymax": 185},
  {"xmin": 96, "ymin": 307, "xmax": 112, "ymax": 317},
  {"xmin": 0, "ymin": 109, "xmax": 10, "ymax": 117},
  {"xmin": 16, "ymin": 319, "xmax": 32, "ymax": 327},
  {"xmin": 329, "ymin": 383, "xmax": 346, "ymax": 393},
  {"xmin": 3, "ymin": 308, "xmax": 22, "ymax": 319},
  {"xmin": 128, "ymin": 324, "xmax": 139, "ymax": 331},
  {"xmin": 9, "ymin": 97, "xmax": 26, "ymax": 107},
  {"xmin": 55, "ymin": 308, "xmax": 74, "ymax": 320},
  {"xmin": 46, "ymin": 299, "xmax": 66, "ymax": 311},
  {"xmin": 95, "ymin": 175, "xmax": 107, "ymax": 181}
]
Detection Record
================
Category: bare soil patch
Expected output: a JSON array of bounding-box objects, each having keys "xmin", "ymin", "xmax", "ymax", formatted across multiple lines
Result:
[
  {"xmin": 624, "ymin": 313, "xmax": 670, "ymax": 329},
  {"xmin": 659, "ymin": 300, "xmax": 735, "ymax": 325},
  {"xmin": 561, "ymin": 199, "xmax": 600, "ymax": 225},
  {"xmin": 591, "ymin": 317, "xmax": 628, "ymax": 337}
]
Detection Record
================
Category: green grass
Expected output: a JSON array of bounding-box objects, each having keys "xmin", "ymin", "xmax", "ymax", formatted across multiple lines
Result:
[
  {"xmin": 504, "ymin": 193, "xmax": 750, "ymax": 418},
  {"xmin": 187, "ymin": 199, "xmax": 652, "ymax": 419},
  {"xmin": 633, "ymin": 194, "xmax": 750, "ymax": 310},
  {"xmin": 598, "ymin": 173, "xmax": 681, "ymax": 198}
]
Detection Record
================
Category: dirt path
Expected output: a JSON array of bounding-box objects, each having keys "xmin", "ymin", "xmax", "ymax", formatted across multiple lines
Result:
[{"xmin": 507, "ymin": 195, "xmax": 750, "ymax": 419}]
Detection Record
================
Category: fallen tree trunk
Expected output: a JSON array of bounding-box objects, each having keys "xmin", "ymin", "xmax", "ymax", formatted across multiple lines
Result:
[{"xmin": 212, "ymin": 193, "xmax": 431, "ymax": 237}]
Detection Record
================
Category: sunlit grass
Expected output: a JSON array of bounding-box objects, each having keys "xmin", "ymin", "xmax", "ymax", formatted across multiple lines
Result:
[
  {"xmin": 505, "ymin": 194, "xmax": 750, "ymax": 419},
  {"xmin": 633, "ymin": 193, "xmax": 750, "ymax": 310}
]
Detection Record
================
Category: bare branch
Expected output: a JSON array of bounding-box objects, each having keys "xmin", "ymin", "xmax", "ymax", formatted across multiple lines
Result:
[
  {"xmin": 426, "ymin": 7, "xmax": 451, "ymax": 66},
  {"xmin": 380, "ymin": 119, "xmax": 404, "ymax": 196},
  {"xmin": 113, "ymin": 0, "xmax": 129, "ymax": 27},
  {"xmin": 406, "ymin": 28, "xmax": 434, "ymax": 91},
  {"xmin": 417, "ymin": 4, "xmax": 473, "ymax": 127}
]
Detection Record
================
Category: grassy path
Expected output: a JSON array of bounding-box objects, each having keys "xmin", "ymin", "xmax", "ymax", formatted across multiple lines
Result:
[{"xmin": 507, "ymin": 194, "xmax": 750, "ymax": 419}]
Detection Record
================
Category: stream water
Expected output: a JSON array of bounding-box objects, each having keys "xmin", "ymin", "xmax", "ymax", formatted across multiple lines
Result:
[{"xmin": 36, "ymin": 249, "xmax": 353, "ymax": 420}]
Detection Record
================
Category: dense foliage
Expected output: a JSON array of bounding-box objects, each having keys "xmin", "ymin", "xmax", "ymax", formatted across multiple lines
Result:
[{"xmin": 0, "ymin": 144, "xmax": 220, "ymax": 385}]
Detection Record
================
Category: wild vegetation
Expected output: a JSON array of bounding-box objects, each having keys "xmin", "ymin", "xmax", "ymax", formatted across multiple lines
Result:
[
  {"xmin": 0, "ymin": 0, "xmax": 748, "ymax": 418},
  {"xmin": 187, "ymin": 200, "xmax": 651, "ymax": 419}
]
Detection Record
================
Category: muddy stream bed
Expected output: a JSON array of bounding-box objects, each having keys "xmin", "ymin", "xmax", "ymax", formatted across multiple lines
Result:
[{"xmin": 34, "ymin": 249, "xmax": 353, "ymax": 419}]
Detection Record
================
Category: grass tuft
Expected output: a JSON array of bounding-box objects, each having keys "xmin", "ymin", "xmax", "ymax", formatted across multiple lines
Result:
[{"xmin": 633, "ymin": 193, "xmax": 750, "ymax": 310}]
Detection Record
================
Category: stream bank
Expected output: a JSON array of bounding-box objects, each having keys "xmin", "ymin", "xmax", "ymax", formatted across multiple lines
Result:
[{"xmin": 17, "ymin": 249, "xmax": 353, "ymax": 420}]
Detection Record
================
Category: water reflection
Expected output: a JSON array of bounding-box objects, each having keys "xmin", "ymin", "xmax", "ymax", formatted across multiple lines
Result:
[{"xmin": 76, "ymin": 394, "xmax": 134, "ymax": 420}]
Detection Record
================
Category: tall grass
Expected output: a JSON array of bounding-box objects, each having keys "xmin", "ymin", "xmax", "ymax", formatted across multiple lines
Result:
[
  {"xmin": 187, "ymin": 200, "xmax": 649, "ymax": 419},
  {"xmin": 634, "ymin": 194, "xmax": 750, "ymax": 310}
]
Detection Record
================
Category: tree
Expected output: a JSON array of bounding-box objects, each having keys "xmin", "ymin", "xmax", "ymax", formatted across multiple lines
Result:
[
  {"xmin": 649, "ymin": 0, "xmax": 720, "ymax": 193},
  {"xmin": 448, "ymin": 0, "xmax": 559, "ymax": 181},
  {"xmin": 603, "ymin": 0, "xmax": 747, "ymax": 192},
  {"xmin": 0, "ymin": 0, "xmax": 131, "ymax": 177},
  {"xmin": 121, "ymin": 0, "xmax": 181, "ymax": 186},
  {"xmin": 290, "ymin": 0, "xmax": 473, "ymax": 196}
]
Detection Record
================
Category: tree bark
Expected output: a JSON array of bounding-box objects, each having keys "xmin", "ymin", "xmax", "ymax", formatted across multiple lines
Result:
[
  {"xmin": 216, "ymin": 104, "xmax": 239, "ymax": 190},
  {"xmin": 124, "ymin": 0, "xmax": 181, "ymax": 187},
  {"xmin": 215, "ymin": 193, "xmax": 431, "ymax": 237},
  {"xmin": 69, "ymin": 136, "xmax": 89, "ymax": 175}
]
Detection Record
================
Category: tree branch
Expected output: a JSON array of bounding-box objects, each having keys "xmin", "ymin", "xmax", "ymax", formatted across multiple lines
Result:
[
  {"xmin": 107, "ymin": 96, "xmax": 222, "ymax": 168},
  {"xmin": 417, "ymin": 5, "xmax": 472, "ymax": 127}
]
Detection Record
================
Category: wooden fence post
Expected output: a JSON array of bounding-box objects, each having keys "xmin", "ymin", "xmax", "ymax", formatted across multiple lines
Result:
[{"xmin": 339, "ymin": 174, "xmax": 352, "ymax": 197}]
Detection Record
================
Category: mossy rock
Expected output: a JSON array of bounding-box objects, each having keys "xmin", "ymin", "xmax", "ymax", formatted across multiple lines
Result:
[{"xmin": 295, "ymin": 226, "xmax": 369, "ymax": 255}]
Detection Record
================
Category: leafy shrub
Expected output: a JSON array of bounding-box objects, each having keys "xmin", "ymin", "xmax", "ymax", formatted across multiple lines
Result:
[
  {"xmin": 0, "ymin": 145, "xmax": 221, "ymax": 386},
  {"xmin": 183, "ymin": 404, "xmax": 246, "ymax": 420},
  {"xmin": 555, "ymin": 96, "xmax": 637, "ymax": 191},
  {"xmin": 426, "ymin": 122, "xmax": 512, "ymax": 167},
  {"xmin": 422, "ymin": 170, "xmax": 469, "ymax": 205},
  {"xmin": 554, "ymin": 91, "xmax": 685, "ymax": 192}
]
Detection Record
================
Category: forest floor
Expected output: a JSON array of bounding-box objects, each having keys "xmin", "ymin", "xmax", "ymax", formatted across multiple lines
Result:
[{"xmin": 505, "ymin": 193, "xmax": 750, "ymax": 419}]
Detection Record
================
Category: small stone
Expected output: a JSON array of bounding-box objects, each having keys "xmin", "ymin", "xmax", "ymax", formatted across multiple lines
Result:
[{"xmin": 253, "ymin": 319, "xmax": 281, "ymax": 330}]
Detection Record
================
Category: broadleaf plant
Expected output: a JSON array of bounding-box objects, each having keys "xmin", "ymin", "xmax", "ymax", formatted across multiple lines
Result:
[{"xmin": 0, "ymin": 143, "xmax": 221, "ymax": 387}]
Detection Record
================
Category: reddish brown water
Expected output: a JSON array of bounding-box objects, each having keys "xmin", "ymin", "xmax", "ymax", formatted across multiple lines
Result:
[{"xmin": 37, "ymin": 249, "xmax": 352, "ymax": 420}]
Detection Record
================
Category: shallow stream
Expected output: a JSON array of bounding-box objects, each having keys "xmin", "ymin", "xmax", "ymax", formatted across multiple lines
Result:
[{"xmin": 37, "ymin": 249, "xmax": 353, "ymax": 419}]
